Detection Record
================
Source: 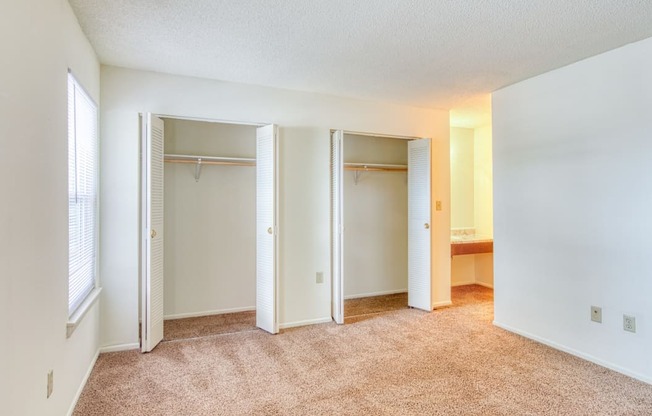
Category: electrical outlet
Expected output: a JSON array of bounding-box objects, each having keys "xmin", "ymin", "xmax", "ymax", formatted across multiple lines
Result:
[
  {"xmin": 436, "ymin": 200, "xmax": 442, "ymax": 211},
  {"xmin": 623, "ymin": 315, "xmax": 636, "ymax": 333},
  {"xmin": 47, "ymin": 370, "xmax": 53, "ymax": 398},
  {"xmin": 591, "ymin": 306, "xmax": 602, "ymax": 323},
  {"xmin": 316, "ymin": 272, "xmax": 324, "ymax": 284}
]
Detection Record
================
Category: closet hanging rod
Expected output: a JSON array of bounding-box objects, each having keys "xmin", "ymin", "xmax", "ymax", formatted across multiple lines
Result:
[
  {"xmin": 344, "ymin": 163, "xmax": 407, "ymax": 172},
  {"xmin": 164, "ymin": 154, "xmax": 256, "ymax": 167}
]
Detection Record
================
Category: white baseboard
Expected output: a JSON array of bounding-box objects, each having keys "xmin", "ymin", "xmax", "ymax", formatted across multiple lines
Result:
[
  {"xmin": 475, "ymin": 281, "xmax": 494, "ymax": 289},
  {"xmin": 493, "ymin": 321, "xmax": 652, "ymax": 385},
  {"xmin": 164, "ymin": 306, "xmax": 255, "ymax": 320},
  {"xmin": 99, "ymin": 343, "xmax": 140, "ymax": 353},
  {"xmin": 432, "ymin": 300, "xmax": 452, "ymax": 309},
  {"xmin": 451, "ymin": 280, "xmax": 475, "ymax": 287},
  {"xmin": 279, "ymin": 317, "xmax": 333, "ymax": 329},
  {"xmin": 67, "ymin": 349, "xmax": 100, "ymax": 416},
  {"xmin": 344, "ymin": 289, "xmax": 407, "ymax": 300}
]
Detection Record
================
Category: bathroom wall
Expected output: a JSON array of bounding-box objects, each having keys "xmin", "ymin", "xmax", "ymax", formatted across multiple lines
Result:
[
  {"xmin": 450, "ymin": 127, "xmax": 475, "ymax": 229},
  {"xmin": 450, "ymin": 124, "xmax": 493, "ymax": 287}
]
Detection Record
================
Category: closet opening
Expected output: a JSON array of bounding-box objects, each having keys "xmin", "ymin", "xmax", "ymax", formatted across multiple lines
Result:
[
  {"xmin": 140, "ymin": 114, "xmax": 278, "ymax": 352},
  {"xmin": 331, "ymin": 130, "xmax": 432, "ymax": 324}
]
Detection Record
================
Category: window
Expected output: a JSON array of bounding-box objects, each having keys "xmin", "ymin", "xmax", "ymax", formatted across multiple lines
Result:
[{"xmin": 68, "ymin": 72, "xmax": 98, "ymax": 317}]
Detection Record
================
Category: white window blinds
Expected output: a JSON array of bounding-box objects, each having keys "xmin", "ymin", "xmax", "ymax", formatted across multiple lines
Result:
[{"xmin": 68, "ymin": 72, "xmax": 98, "ymax": 316}]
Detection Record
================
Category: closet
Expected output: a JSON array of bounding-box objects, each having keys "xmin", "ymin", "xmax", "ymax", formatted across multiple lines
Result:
[
  {"xmin": 140, "ymin": 114, "xmax": 278, "ymax": 352},
  {"xmin": 331, "ymin": 130, "xmax": 432, "ymax": 323}
]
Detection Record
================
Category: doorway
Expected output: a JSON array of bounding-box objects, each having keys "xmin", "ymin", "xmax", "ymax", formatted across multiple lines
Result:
[{"xmin": 140, "ymin": 114, "xmax": 278, "ymax": 352}]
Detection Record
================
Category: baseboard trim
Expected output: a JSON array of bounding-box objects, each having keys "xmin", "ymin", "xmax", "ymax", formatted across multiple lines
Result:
[
  {"xmin": 432, "ymin": 300, "xmax": 452, "ymax": 309},
  {"xmin": 474, "ymin": 281, "xmax": 494, "ymax": 289},
  {"xmin": 451, "ymin": 280, "xmax": 475, "ymax": 287},
  {"xmin": 99, "ymin": 343, "xmax": 140, "ymax": 353},
  {"xmin": 67, "ymin": 349, "xmax": 100, "ymax": 416},
  {"xmin": 493, "ymin": 321, "xmax": 652, "ymax": 385},
  {"xmin": 164, "ymin": 306, "xmax": 255, "ymax": 320},
  {"xmin": 279, "ymin": 317, "xmax": 332, "ymax": 329},
  {"xmin": 344, "ymin": 289, "xmax": 407, "ymax": 300}
]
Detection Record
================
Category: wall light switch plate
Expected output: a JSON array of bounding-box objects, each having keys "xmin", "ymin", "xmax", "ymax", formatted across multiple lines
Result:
[
  {"xmin": 591, "ymin": 306, "xmax": 602, "ymax": 323},
  {"xmin": 316, "ymin": 272, "xmax": 324, "ymax": 284}
]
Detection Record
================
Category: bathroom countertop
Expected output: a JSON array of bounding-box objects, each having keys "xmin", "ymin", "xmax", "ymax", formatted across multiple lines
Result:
[{"xmin": 450, "ymin": 236, "xmax": 493, "ymax": 256}]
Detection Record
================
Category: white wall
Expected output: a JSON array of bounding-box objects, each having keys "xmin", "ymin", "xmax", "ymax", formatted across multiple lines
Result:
[
  {"xmin": 474, "ymin": 125, "xmax": 493, "ymax": 237},
  {"xmin": 163, "ymin": 118, "xmax": 256, "ymax": 317},
  {"xmin": 493, "ymin": 37, "xmax": 652, "ymax": 383},
  {"xmin": 100, "ymin": 66, "xmax": 450, "ymax": 346},
  {"xmin": 343, "ymin": 134, "xmax": 408, "ymax": 298},
  {"xmin": 450, "ymin": 127, "xmax": 475, "ymax": 229},
  {"xmin": 0, "ymin": 1, "xmax": 101, "ymax": 415}
]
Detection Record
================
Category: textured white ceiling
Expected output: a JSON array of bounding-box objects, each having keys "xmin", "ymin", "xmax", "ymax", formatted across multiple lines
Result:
[{"xmin": 69, "ymin": 0, "xmax": 652, "ymax": 124}]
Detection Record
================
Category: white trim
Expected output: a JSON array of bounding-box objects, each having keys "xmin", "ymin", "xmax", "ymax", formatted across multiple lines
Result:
[
  {"xmin": 164, "ymin": 306, "xmax": 255, "ymax": 320},
  {"xmin": 493, "ymin": 321, "xmax": 652, "ymax": 385},
  {"xmin": 151, "ymin": 112, "xmax": 267, "ymax": 127},
  {"xmin": 344, "ymin": 289, "xmax": 407, "ymax": 300},
  {"xmin": 475, "ymin": 281, "xmax": 494, "ymax": 289},
  {"xmin": 279, "ymin": 317, "xmax": 333, "ymax": 329},
  {"xmin": 67, "ymin": 287, "xmax": 102, "ymax": 338},
  {"xmin": 432, "ymin": 300, "xmax": 453, "ymax": 309},
  {"xmin": 451, "ymin": 280, "xmax": 476, "ymax": 287},
  {"xmin": 339, "ymin": 129, "xmax": 419, "ymax": 141},
  {"xmin": 99, "ymin": 343, "xmax": 140, "ymax": 353},
  {"xmin": 66, "ymin": 349, "xmax": 99, "ymax": 416}
]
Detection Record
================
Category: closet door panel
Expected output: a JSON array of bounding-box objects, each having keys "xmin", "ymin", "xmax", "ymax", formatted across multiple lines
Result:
[
  {"xmin": 331, "ymin": 130, "xmax": 344, "ymax": 324},
  {"xmin": 256, "ymin": 124, "xmax": 279, "ymax": 334},
  {"xmin": 407, "ymin": 138, "xmax": 432, "ymax": 311},
  {"xmin": 142, "ymin": 113, "xmax": 165, "ymax": 352}
]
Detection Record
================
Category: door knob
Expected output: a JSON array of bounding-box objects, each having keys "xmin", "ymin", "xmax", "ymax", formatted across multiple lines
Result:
[
  {"xmin": 151, "ymin": 229, "xmax": 157, "ymax": 238},
  {"xmin": 424, "ymin": 223, "xmax": 430, "ymax": 229},
  {"xmin": 267, "ymin": 227, "xmax": 273, "ymax": 234}
]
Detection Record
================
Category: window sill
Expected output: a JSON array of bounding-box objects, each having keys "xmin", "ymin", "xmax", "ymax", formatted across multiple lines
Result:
[{"xmin": 67, "ymin": 287, "xmax": 102, "ymax": 338}]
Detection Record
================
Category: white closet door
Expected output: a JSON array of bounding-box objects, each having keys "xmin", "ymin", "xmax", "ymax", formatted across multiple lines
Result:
[
  {"xmin": 407, "ymin": 138, "xmax": 432, "ymax": 311},
  {"xmin": 331, "ymin": 130, "xmax": 344, "ymax": 324},
  {"xmin": 256, "ymin": 124, "xmax": 279, "ymax": 334},
  {"xmin": 141, "ymin": 113, "xmax": 165, "ymax": 352}
]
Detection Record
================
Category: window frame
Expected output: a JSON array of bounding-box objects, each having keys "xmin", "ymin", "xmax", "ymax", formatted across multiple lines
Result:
[{"xmin": 67, "ymin": 70, "xmax": 101, "ymax": 336}]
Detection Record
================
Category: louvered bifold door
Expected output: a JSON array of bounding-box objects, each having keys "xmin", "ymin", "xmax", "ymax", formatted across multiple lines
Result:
[
  {"xmin": 256, "ymin": 124, "xmax": 279, "ymax": 334},
  {"xmin": 141, "ymin": 113, "xmax": 165, "ymax": 352},
  {"xmin": 407, "ymin": 138, "xmax": 432, "ymax": 311},
  {"xmin": 331, "ymin": 130, "xmax": 344, "ymax": 324}
]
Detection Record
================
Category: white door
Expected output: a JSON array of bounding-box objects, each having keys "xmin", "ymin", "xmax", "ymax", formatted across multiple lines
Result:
[
  {"xmin": 331, "ymin": 130, "xmax": 344, "ymax": 324},
  {"xmin": 256, "ymin": 124, "xmax": 279, "ymax": 334},
  {"xmin": 408, "ymin": 138, "xmax": 432, "ymax": 311},
  {"xmin": 141, "ymin": 113, "xmax": 165, "ymax": 352}
]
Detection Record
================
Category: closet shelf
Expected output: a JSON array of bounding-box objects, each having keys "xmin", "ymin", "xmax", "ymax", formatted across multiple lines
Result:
[
  {"xmin": 164, "ymin": 154, "xmax": 256, "ymax": 182},
  {"xmin": 344, "ymin": 163, "xmax": 407, "ymax": 172}
]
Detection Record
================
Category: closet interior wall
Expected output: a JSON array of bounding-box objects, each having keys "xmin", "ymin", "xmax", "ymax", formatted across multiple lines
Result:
[
  {"xmin": 163, "ymin": 118, "xmax": 257, "ymax": 318},
  {"xmin": 343, "ymin": 134, "xmax": 408, "ymax": 299}
]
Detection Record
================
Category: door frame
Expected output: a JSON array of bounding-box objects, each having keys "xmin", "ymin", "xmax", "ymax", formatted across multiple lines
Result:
[
  {"xmin": 139, "ymin": 113, "xmax": 279, "ymax": 351},
  {"xmin": 330, "ymin": 129, "xmax": 430, "ymax": 323}
]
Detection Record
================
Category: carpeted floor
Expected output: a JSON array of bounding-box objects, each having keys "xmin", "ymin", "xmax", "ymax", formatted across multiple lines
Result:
[
  {"xmin": 74, "ymin": 285, "xmax": 652, "ymax": 415},
  {"xmin": 164, "ymin": 311, "xmax": 257, "ymax": 341},
  {"xmin": 163, "ymin": 293, "xmax": 405, "ymax": 341},
  {"xmin": 344, "ymin": 292, "xmax": 407, "ymax": 323}
]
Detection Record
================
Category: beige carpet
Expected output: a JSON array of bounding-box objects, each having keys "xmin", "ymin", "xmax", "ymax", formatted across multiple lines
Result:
[
  {"xmin": 164, "ymin": 311, "xmax": 257, "ymax": 341},
  {"xmin": 74, "ymin": 285, "xmax": 652, "ymax": 415},
  {"xmin": 344, "ymin": 292, "xmax": 407, "ymax": 323}
]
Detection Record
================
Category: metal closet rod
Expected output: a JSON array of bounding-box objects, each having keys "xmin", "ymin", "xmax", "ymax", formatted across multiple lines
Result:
[{"xmin": 164, "ymin": 154, "xmax": 256, "ymax": 167}]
